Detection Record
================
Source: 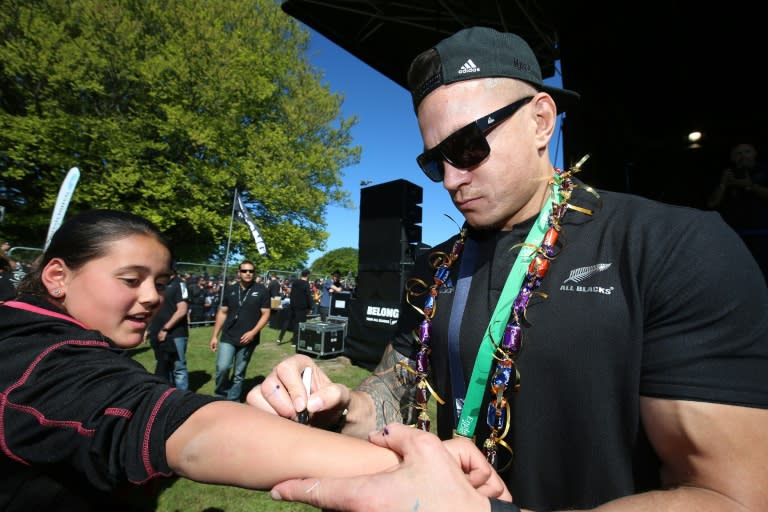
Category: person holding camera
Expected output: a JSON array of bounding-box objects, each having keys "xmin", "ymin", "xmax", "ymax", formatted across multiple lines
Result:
[{"xmin": 707, "ymin": 142, "xmax": 768, "ymax": 282}]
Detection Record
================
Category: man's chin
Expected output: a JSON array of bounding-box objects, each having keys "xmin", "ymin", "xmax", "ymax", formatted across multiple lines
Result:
[{"xmin": 465, "ymin": 216, "xmax": 505, "ymax": 233}]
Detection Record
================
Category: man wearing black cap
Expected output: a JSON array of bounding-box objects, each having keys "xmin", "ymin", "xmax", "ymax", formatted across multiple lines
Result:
[{"xmin": 255, "ymin": 27, "xmax": 768, "ymax": 512}]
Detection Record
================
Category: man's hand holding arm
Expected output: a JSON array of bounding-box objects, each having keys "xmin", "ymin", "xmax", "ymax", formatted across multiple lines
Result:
[{"xmin": 270, "ymin": 422, "xmax": 512, "ymax": 512}]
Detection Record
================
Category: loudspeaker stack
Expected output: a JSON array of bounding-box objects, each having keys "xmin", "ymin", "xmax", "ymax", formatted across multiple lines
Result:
[{"xmin": 346, "ymin": 179, "xmax": 423, "ymax": 369}]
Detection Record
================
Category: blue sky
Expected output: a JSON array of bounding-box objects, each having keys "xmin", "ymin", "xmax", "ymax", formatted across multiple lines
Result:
[{"xmin": 304, "ymin": 28, "xmax": 565, "ymax": 264}]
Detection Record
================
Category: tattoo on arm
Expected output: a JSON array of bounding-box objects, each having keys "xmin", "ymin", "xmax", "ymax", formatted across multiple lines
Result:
[{"xmin": 356, "ymin": 344, "xmax": 417, "ymax": 430}]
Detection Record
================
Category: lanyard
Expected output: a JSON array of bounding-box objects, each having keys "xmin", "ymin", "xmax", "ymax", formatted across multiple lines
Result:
[
  {"xmin": 237, "ymin": 284, "xmax": 250, "ymax": 308},
  {"xmin": 451, "ymin": 186, "xmax": 557, "ymax": 438}
]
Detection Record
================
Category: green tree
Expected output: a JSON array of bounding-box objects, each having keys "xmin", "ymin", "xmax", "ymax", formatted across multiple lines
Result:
[
  {"xmin": 0, "ymin": 0, "xmax": 357, "ymax": 268},
  {"xmin": 310, "ymin": 246, "xmax": 357, "ymax": 277}
]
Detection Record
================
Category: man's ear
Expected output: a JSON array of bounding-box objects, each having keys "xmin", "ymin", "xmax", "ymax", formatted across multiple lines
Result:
[
  {"xmin": 41, "ymin": 257, "xmax": 69, "ymax": 297},
  {"xmin": 532, "ymin": 93, "xmax": 557, "ymax": 150}
]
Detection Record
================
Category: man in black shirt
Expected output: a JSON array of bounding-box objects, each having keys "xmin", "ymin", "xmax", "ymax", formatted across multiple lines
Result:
[
  {"xmin": 147, "ymin": 267, "xmax": 190, "ymax": 389},
  {"xmin": 209, "ymin": 261, "xmax": 270, "ymax": 401},
  {"xmin": 188, "ymin": 276, "xmax": 207, "ymax": 325},
  {"xmin": 254, "ymin": 26, "xmax": 768, "ymax": 512},
  {"xmin": 267, "ymin": 273, "xmax": 281, "ymax": 299},
  {"xmin": 277, "ymin": 269, "xmax": 312, "ymax": 345}
]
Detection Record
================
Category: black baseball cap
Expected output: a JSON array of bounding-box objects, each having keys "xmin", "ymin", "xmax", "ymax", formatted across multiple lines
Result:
[{"xmin": 410, "ymin": 27, "xmax": 580, "ymax": 112}]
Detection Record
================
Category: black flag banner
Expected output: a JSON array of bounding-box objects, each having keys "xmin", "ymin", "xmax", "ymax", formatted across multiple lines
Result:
[{"xmin": 234, "ymin": 194, "xmax": 268, "ymax": 257}]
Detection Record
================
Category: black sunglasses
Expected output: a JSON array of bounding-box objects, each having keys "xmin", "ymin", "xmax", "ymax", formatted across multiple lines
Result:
[
  {"xmin": 416, "ymin": 96, "xmax": 534, "ymax": 182},
  {"xmin": 239, "ymin": 269, "xmax": 255, "ymax": 274}
]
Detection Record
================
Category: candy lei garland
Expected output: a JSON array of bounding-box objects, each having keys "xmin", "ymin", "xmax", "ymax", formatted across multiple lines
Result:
[{"xmin": 399, "ymin": 159, "xmax": 594, "ymax": 471}]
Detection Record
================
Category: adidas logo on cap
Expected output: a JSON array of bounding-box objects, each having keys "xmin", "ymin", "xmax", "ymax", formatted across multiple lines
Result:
[{"xmin": 457, "ymin": 59, "xmax": 479, "ymax": 74}]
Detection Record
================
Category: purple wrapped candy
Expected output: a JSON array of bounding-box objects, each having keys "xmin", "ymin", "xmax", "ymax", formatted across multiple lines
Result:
[
  {"xmin": 419, "ymin": 319, "xmax": 431, "ymax": 345},
  {"xmin": 417, "ymin": 411, "xmax": 431, "ymax": 431},
  {"xmin": 502, "ymin": 323, "xmax": 522, "ymax": 353},
  {"xmin": 416, "ymin": 381, "xmax": 429, "ymax": 405},
  {"xmin": 416, "ymin": 349, "xmax": 429, "ymax": 373}
]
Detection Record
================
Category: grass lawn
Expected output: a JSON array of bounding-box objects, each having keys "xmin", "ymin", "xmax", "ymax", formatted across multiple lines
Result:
[{"xmin": 127, "ymin": 322, "xmax": 373, "ymax": 512}]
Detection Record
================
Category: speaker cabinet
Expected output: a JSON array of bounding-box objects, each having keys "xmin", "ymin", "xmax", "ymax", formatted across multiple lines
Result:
[
  {"xmin": 356, "ymin": 270, "xmax": 404, "ymax": 303},
  {"xmin": 359, "ymin": 179, "xmax": 423, "ymax": 269}
]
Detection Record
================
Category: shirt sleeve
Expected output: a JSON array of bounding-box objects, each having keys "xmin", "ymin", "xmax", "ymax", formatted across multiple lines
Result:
[
  {"xmin": 639, "ymin": 210, "xmax": 768, "ymax": 407},
  {"xmin": 4, "ymin": 342, "xmax": 220, "ymax": 491}
]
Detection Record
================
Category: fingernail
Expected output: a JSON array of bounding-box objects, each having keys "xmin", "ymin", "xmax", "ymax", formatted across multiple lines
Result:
[
  {"xmin": 294, "ymin": 397, "xmax": 306, "ymax": 411},
  {"xmin": 307, "ymin": 395, "xmax": 322, "ymax": 412},
  {"xmin": 270, "ymin": 489, "xmax": 282, "ymax": 501},
  {"xmin": 383, "ymin": 426, "xmax": 390, "ymax": 435}
]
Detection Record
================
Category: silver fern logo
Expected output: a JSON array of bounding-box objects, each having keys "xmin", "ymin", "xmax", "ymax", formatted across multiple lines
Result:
[{"xmin": 563, "ymin": 263, "xmax": 612, "ymax": 284}]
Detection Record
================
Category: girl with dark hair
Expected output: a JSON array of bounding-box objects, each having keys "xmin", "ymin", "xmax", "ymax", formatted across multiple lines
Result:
[{"xmin": 0, "ymin": 210, "xmax": 420, "ymax": 510}]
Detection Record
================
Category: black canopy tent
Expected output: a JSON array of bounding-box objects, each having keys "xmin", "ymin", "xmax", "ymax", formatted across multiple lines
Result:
[
  {"xmin": 281, "ymin": 0, "xmax": 562, "ymax": 89},
  {"xmin": 281, "ymin": 0, "xmax": 764, "ymax": 204},
  {"xmin": 280, "ymin": 0, "xmax": 764, "ymax": 366}
]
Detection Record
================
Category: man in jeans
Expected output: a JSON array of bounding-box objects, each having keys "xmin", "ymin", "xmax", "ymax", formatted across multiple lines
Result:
[
  {"xmin": 209, "ymin": 261, "xmax": 270, "ymax": 401},
  {"xmin": 148, "ymin": 266, "xmax": 190, "ymax": 389}
]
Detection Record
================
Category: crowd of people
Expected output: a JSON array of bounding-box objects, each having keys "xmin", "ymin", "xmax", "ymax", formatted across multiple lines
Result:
[
  {"xmin": 1, "ymin": 24, "xmax": 767, "ymax": 512},
  {"xmin": 185, "ymin": 275, "xmax": 222, "ymax": 326},
  {"xmin": 135, "ymin": 265, "xmax": 354, "ymax": 399}
]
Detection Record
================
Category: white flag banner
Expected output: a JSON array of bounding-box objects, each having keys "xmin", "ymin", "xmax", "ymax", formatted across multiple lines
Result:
[
  {"xmin": 44, "ymin": 167, "xmax": 80, "ymax": 250},
  {"xmin": 234, "ymin": 193, "xmax": 268, "ymax": 257}
]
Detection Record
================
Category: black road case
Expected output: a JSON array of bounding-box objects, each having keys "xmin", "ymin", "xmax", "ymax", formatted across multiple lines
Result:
[{"xmin": 297, "ymin": 322, "xmax": 345, "ymax": 357}]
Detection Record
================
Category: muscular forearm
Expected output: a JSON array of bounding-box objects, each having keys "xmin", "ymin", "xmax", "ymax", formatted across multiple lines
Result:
[
  {"xmin": 341, "ymin": 388, "xmax": 381, "ymax": 438},
  {"xmin": 167, "ymin": 401, "xmax": 399, "ymax": 489},
  {"xmin": 571, "ymin": 400, "xmax": 768, "ymax": 511},
  {"xmin": 576, "ymin": 486, "xmax": 755, "ymax": 512},
  {"xmin": 343, "ymin": 343, "xmax": 414, "ymax": 438},
  {"xmin": 509, "ymin": 487, "xmax": 751, "ymax": 512}
]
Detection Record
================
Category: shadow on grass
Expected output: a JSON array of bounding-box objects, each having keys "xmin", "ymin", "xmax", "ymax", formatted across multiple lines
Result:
[
  {"xmin": 188, "ymin": 370, "xmax": 212, "ymax": 393},
  {"xmin": 152, "ymin": 476, "xmax": 227, "ymax": 512},
  {"xmin": 236, "ymin": 375, "xmax": 265, "ymax": 402}
]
